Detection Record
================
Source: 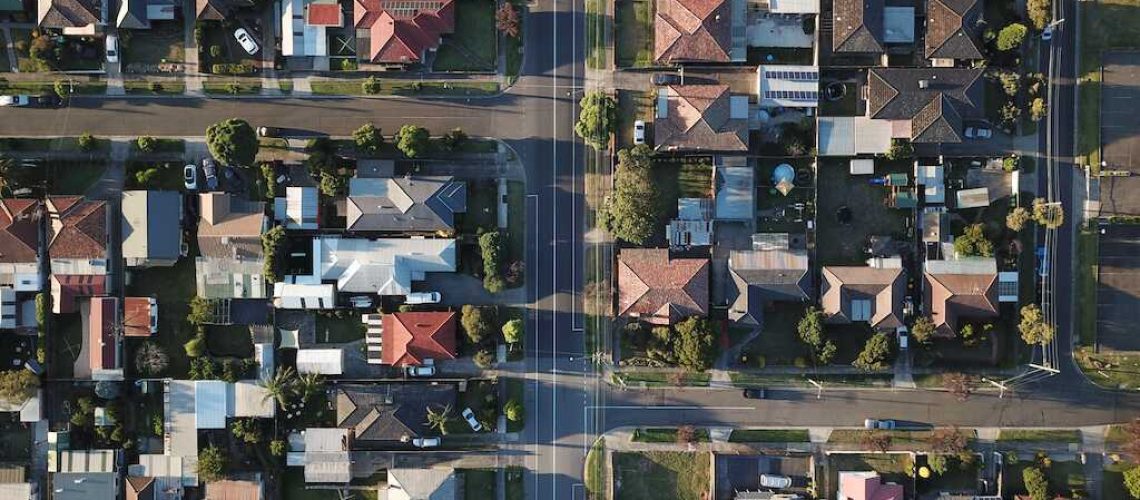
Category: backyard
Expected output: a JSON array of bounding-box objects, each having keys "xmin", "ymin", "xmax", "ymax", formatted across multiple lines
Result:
[
  {"xmin": 615, "ymin": 0, "xmax": 654, "ymax": 67},
  {"xmin": 48, "ymin": 313, "xmax": 83, "ymax": 379},
  {"xmin": 125, "ymin": 256, "xmax": 198, "ymax": 378},
  {"xmin": 314, "ymin": 313, "xmax": 365, "ymax": 344},
  {"xmin": 613, "ymin": 451, "xmax": 710, "ymax": 500},
  {"xmin": 433, "ymin": 0, "xmax": 497, "ymax": 72},
  {"xmin": 826, "ymin": 453, "xmax": 913, "ymax": 498},
  {"xmin": 205, "ymin": 325, "xmax": 255, "ymax": 357},
  {"xmin": 815, "ymin": 158, "xmax": 909, "ymax": 265},
  {"xmin": 463, "ymin": 469, "xmax": 497, "ymax": 500}
]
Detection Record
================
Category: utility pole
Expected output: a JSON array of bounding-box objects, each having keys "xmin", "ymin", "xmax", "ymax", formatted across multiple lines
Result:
[
  {"xmin": 807, "ymin": 379, "xmax": 823, "ymax": 399},
  {"xmin": 982, "ymin": 377, "xmax": 1008, "ymax": 399}
]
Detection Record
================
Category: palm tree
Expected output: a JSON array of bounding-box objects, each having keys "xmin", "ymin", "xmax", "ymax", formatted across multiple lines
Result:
[
  {"xmin": 425, "ymin": 404, "xmax": 454, "ymax": 436},
  {"xmin": 295, "ymin": 371, "xmax": 324, "ymax": 403},
  {"xmin": 259, "ymin": 366, "xmax": 296, "ymax": 409}
]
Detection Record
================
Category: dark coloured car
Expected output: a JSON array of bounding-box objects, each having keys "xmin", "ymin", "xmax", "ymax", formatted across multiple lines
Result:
[
  {"xmin": 742, "ymin": 388, "xmax": 766, "ymax": 399},
  {"xmin": 33, "ymin": 94, "xmax": 63, "ymax": 107},
  {"xmin": 257, "ymin": 126, "xmax": 281, "ymax": 138},
  {"xmin": 651, "ymin": 73, "xmax": 683, "ymax": 86},
  {"xmin": 201, "ymin": 158, "xmax": 219, "ymax": 190}
]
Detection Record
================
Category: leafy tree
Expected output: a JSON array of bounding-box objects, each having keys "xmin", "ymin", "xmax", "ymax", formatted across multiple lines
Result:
[
  {"xmin": 954, "ymin": 223, "xmax": 994, "ymax": 257},
  {"xmin": 206, "ymin": 118, "xmax": 258, "ymax": 166},
  {"xmin": 260, "ymin": 367, "xmax": 296, "ymax": 409},
  {"xmin": 53, "ymin": 79, "xmax": 68, "ymax": 99},
  {"xmin": 504, "ymin": 398, "xmax": 524, "ymax": 422},
  {"xmin": 318, "ymin": 171, "xmax": 346, "ymax": 197},
  {"xmin": 1003, "ymin": 155, "xmax": 1021, "ymax": 172},
  {"xmin": 479, "ymin": 230, "xmax": 505, "ymax": 292},
  {"xmin": 1124, "ymin": 466, "xmax": 1140, "ymax": 499},
  {"xmin": 425, "ymin": 404, "xmax": 455, "ymax": 435},
  {"xmin": 261, "ymin": 225, "xmax": 286, "ymax": 282},
  {"xmin": 853, "ymin": 332, "xmax": 892, "ymax": 371},
  {"xmin": 797, "ymin": 306, "xmax": 837, "ymax": 364},
  {"xmin": 197, "ymin": 445, "xmax": 228, "ymax": 482},
  {"xmin": 862, "ymin": 430, "xmax": 892, "ymax": 453},
  {"xmin": 1023, "ymin": 466, "xmax": 1048, "ymax": 500},
  {"xmin": 883, "ymin": 139, "xmax": 913, "ymax": 160},
  {"xmin": 496, "ymin": 2, "xmax": 521, "ymax": 38},
  {"xmin": 352, "ymin": 123, "xmax": 384, "ymax": 156},
  {"xmin": 134, "ymin": 167, "xmax": 160, "ymax": 187},
  {"xmin": 474, "ymin": 349, "xmax": 495, "ymax": 369},
  {"xmin": 928, "ymin": 427, "xmax": 969, "ymax": 454},
  {"xmin": 911, "ymin": 316, "xmax": 935, "ymax": 345},
  {"xmin": 188, "ymin": 357, "xmax": 218, "ymax": 380},
  {"xmin": 396, "ymin": 124, "xmax": 431, "ymax": 158},
  {"xmin": 0, "ymin": 370, "xmax": 37, "ymax": 404},
  {"xmin": 220, "ymin": 359, "xmax": 240, "ymax": 383},
  {"xmin": 135, "ymin": 341, "xmax": 169, "ymax": 376},
  {"xmin": 999, "ymin": 71, "xmax": 1020, "ymax": 96},
  {"xmin": 1028, "ymin": 0, "xmax": 1051, "ymax": 30},
  {"xmin": 295, "ymin": 372, "xmax": 324, "ymax": 403},
  {"xmin": 231, "ymin": 418, "xmax": 262, "ymax": 444},
  {"xmin": 151, "ymin": 413, "xmax": 164, "ymax": 436},
  {"xmin": 183, "ymin": 335, "xmax": 206, "ymax": 358},
  {"xmin": 1030, "ymin": 97, "xmax": 1047, "ymax": 122},
  {"xmin": 1007, "ymin": 206, "xmax": 1032, "ymax": 231},
  {"xmin": 673, "ymin": 317, "xmax": 715, "ymax": 371},
  {"xmin": 362, "ymin": 76, "xmax": 382, "ymax": 95},
  {"xmin": 441, "ymin": 127, "xmax": 468, "ymax": 152},
  {"xmin": 209, "ymin": 45, "xmax": 222, "ymax": 58},
  {"xmin": 1019, "ymin": 304, "xmax": 1054, "ymax": 345},
  {"xmin": 942, "ymin": 372, "xmax": 975, "ymax": 401},
  {"xmin": 928, "ymin": 454, "xmax": 949, "ymax": 475},
  {"xmin": 1032, "ymin": 197, "xmax": 1064, "ymax": 229},
  {"xmin": 600, "ymin": 145, "xmax": 659, "ymax": 245},
  {"xmin": 270, "ymin": 439, "xmax": 287, "ymax": 457},
  {"xmin": 997, "ymin": 23, "xmax": 1029, "ymax": 51},
  {"xmin": 574, "ymin": 91, "xmax": 617, "ymax": 150},
  {"xmin": 502, "ymin": 318, "xmax": 523, "ymax": 345},
  {"xmin": 461, "ymin": 305, "xmax": 493, "ymax": 344},
  {"xmin": 188, "ymin": 296, "xmax": 210, "ymax": 325},
  {"xmin": 136, "ymin": 136, "xmax": 157, "ymax": 153},
  {"xmin": 77, "ymin": 133, "xmax": 95, "ymax": 151}
]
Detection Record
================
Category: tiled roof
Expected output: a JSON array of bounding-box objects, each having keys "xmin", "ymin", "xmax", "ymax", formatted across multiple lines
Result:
[
  {"xmin": 0, "ymin": 199, "xmax": 40, "ymax": 264},
  {"xmin": 867, "ymin": 68, "xmax": 984, "ymax": 143},
  {"xmin": 354, "ymin": 0, "xmax": 455, "ymax": 64},
  {"xmin": 381, "ymin": 312, "xmax": 458, "ymax": 366},
  {"xmin": 125, "ymin": 476, "xmax": 155, "ymax": 500},
  {"xmin": 123, "ymin": 297, "xmax": 154, "ymax": 337},
  {"xmin": 47, "ymin": 196, "xmax": 107, "ymax": 260},
  {"xmin": 195, "ymin": 0, "xmax": 252, "ymax": 20},
  {"xmin": 655, "ymin": 85, "xmax": 749, "ymax": 152},
  {"xmin": 654, "ymin": 0, "xmax": 732, "ymax": 63},
  {"xmin": 38, "ymin": 0, "xmax": 101, "ymax": 28},
  {"xmin": 832, "ymin": 0, "xmax": 884, "ymax": 53},
  {"xmin": 820, "ymin": 265, "xmax": 905, "ymax": 329},
  {"xmin": 727, "ymin": 249, "xmax": 812, "ymax": 325},
  {"xmin": 924, "ymin": 269, "xmax": 999, "ymax": 336},
  {"xmin": 306, "ymin": 2, "xmax": 343, "ymax": 26},
  {"xmin": 925, "ymin": 0, "xmax": 984, "ymax": 59},
  {"xmin": 52, "ymin": 274, "xmax": 106, "ymax": 314},
  {"xmin": 89, "ymin": 296, "xmax": 117, "ymax": 372},
  {"xmin": 197, "ymin": 193, "xmax": 265, "ymax": 261},
  {"xmin": 346, "ymin": 176, "xmax": 466, "ymax": 232},
  {"xmin": 335, "ymin": 384, "xmax": 456, "ymax": 443},
  {"xmin": 205, "ymin": 479, "xmax": 262, "ymax": 500},
  {"xmin": 617, "ymin": 248, "xmax": 709, "ymax": 325}
]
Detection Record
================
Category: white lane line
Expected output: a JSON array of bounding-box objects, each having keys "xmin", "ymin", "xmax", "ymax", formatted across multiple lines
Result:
[
  {"xmin": 585, "ymin": 406, "xmax": 757, "ymax": 410},
  {"xmin": 550, "ymin": 2, "xmax": 559, "ymax": 497}
]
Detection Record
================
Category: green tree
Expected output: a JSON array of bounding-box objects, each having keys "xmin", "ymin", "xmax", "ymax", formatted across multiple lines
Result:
[
  {"xmin": 54, "ymin": 79, "xmax": 68, "ymax": 99},
  {"xmin": 461, "ymin": 305, "xmax": 493, "ymax": 344},
  {"xmin": 883, "ymin": 139, "xmax": 913, "ymax": 160},
  {"xmin": 502, "ymin": 318, "xmax": 523, "ymax": 345},
  {"xmin": 504, "ymin": 398, "xmax": 524, "ymax": 422},
  {"xmin": 441, "ymin": 127, "xmax": 468, "ymax": 152},
  {"xmin": 197, "ymin": 445, "xmax": 228, "ymax": 482},
  {"xmin": 673, "ymin": 317, "xmax": 715, "ymax": 371},
  {"xmin": 479, "ymin": 231, "xmax": 505, "ymax": 292},
  {"xmin": 1023, "ymin": 466, "xmax": 1048, "ymax": 500},
  {"xmin": 600, "ymin": 145, "xmax": 659, "ymax": 245},
  {"xmin": 853, "ymin": 332, "xmax": 893, "ymax": 371},
  {"xmin": 261, "ymin": 162, "xmax": 277, "ymax": 198},
  {"xmin": 188, "ymin": 296, "xmax": 210, "ymax": 325},
  {"xmin": 997, "ymin": 23, "xmax": 1029, "ymax": 51},
  {"xmin": 574, "ymin": 91, "xmax": 617, "ymax": 150},
  {"xmin": 295, "ymin": 371, "xmax": 324, "ymax": 403},
  {"xmin": 928, "ymin": 454, "xmax": 948, "ymax": 475},
  {"xmin": 474, "ymin": 349, "xmax": 495, "ymax": 369},
  {"xmin": 1019, "ymin": 304, "xmax": 1054, "ymax": 345},
  {"xmin": 352, "ymin": 123, "xmax": 384, "ymax": 156},
  {"xmin": 318, "ymin": 171, "xmax": 346, "ymax": 197},
  {"xmin": 206, "ymin": 118, "xmax": 259, "ymax": 166},
  {"xmin": 270, "ymin": 439, "xmax": 287, "ymax": 457},
  {"xmin": 1007, "ymin": 206, "xmax": 1032, "ymax": 231},
  {"xmin": 231, "ymin": 418, "xmax": 262, "ymax": 444},
  {"xmin": 259, "ymin": 366, "xmax": 296, "ymax": 409},
  {"xmin": 911, "ymin": 316, "xmax": 935, "ymax": 345},
  {"xmin": 1028, "ymin": 0, "xmax": 1051, "ymax": 30},
  {"xmin": 183, "ymin": 335, "xmax": 205, "ymax": 357},
  {"xmin": 1030, "ymin": 97, "xmax": 1047, "ymax": 122},
  {"xmin": 362, "ymin": 76, "xmax": 382, "ymax": 95},
  {"xmin": 0, "ymin": 370, "xmax": 38, "ymax": 404},
  {"xmin": 1124, "ymin": 466, "xmax": 1140, "ymax": 499},
  {"xmin": 396, "ymin": 124, "xmax": 431, "ymax": 158},
  {"xmin": 1032, "ymin": 197, "xmax": 1064, "ymax": 229},
  {"xmin": 136, "ymin": 136, "xmax": 157, "ymax": 153},
  {"xmin": 999, "ymin": 71, "xmax": 1020, "ymax": 96},
  {"xmin": 797, "ymin": 306, "xmax": 837, "ymax": 364},
  {"xmin": 135, "ymin": 341, "xmax": 169, "ymax": 376},
  {"xmin": 261, "ymin": 225, "xmax": 286, "ymax": 282},
  {"xmin": 953, "ymin": 223, "xmax": 994, "ymax": 257},
  {"xmin": 425, "ymin": 404, "xmax": 455, "ymax": 435},
  {"xmin": 77, "ymin": 133, "xmax": 95, "ymax": 151}
]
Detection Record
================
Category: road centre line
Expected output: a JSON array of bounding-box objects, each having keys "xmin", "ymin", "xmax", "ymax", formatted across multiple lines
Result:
[{"xmin": 585, "ymin": 406, "xmax": 757, "ymax": 411}]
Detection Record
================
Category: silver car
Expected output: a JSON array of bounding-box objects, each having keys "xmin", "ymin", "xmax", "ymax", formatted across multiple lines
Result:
[
  {"xmin": 759, "ymin": 474, "xmax": 792, "ymax": 489},
  {"xmin": 234, "ymin": 28, "xmax": 260, "ymax": 55},
  {"xmin": 461, "ymin": 407, "xmax": 483, "ymax": 432}
]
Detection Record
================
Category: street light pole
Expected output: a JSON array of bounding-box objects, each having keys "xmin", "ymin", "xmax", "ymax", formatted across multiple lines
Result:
[{"xmin": 807, "ymin": 378, "xmax": 822, "ymax": 399}]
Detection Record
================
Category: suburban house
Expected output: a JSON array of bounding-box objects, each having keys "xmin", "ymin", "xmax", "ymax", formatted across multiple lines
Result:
[
  {"xmin": 282, "ymin": 0, "xmax": 343, "ymax": 57},
  {"xmin": 0, "ymin": 200, "xmax": 42, "ymax": 310},
  {"xmin": 46, "ymin": 196, "xmax": 109, "ymax": 276},
  {"xmin": 195, "ymin": 0, "xmax": 253, "ymax": 20},
  {"xmin": 286, "ymin": 236, "xmax": 457, "ymax": 296},
  {"xmin": 273, "ymin": 186, "xmax": 320, "ymax": 229},
  {"xmin": 51, "ymin": 274, "xmax": 106, "ymax": 314},
  {"xmin": 345, "ymin": 175, "xmax": 467, "ymax": 233},
  {"xmin": 381, "ymin": 311, "xmax": 458, "ymax": 367},
  {"xmin": 654, "ymin": 0, "xmax": 744, "ymax": 64},
  {"xmin": 335, "ymin": 383, "xmax": 457, "ymax": 448},
  {"xmin": 38, "ymin": 0, "xmax": 103, "ymax": 34},
  {"xmin": 122, "ymin": 190, "xmax": 182, "ymax": 267},
  {"xmin": 655, "ymin": 85, "xmax": 750, "ymax": 152},
  {"xmin": 387, "ymin": 467, "xmax": 459, "ymax": 500},
  {"xmin": 88, "ymin": 296, "xmax": 124, "ymax": 381},
  {"xmin": 865, "ymin": 68, "xmax": 985, "ymax": 144},
  {"xmin": 353, "ymin": 0, "xmax": 455, "ymax": 65},
  {"xmin": 123, "ymin": 297, "xmax": 157, "ymax": 337},
  {"xmin": 49, "ymin": 450, "xmax": 119, "ymax": 500},
  {"xmin": 117, "ymin": 0, "xmax": 176, "ymax": 29},
  {"xmin": 293, "ymin": 428, "xmax": 352, "ymax": 484},
  {"xmin": 836, "ymin": 471, "xmax": 904, "ymax": 500},
  {"xmin": 925, "ymin": 0, "xmax": 984, "ymax": 65},
  {"xmin": 924, "ymin": 257, "xmax": 1017, "ymax": 337},
  {"xmin": 666, "ymin": 198, "xmax": 714, "ymax": 248},
  {"xmin": 727, "ymin": 234, "xmax": 812, "ymax": 325},
  {"xmin": 831, "ymin": 0, "xmax": 914, "ymax": 57},
  {"xmin": 196, "ymin": 193, "xmax": 267, "ymax": 300},
  {"xmin": 205, "ymin": 477, "xmax": 264, "ymax": 500},
  {"xmin": 820, "ymin": 261, "xmax": 906, "ymax": 330},
  {"xmin": 617, "ymin": 248, "xmax": 709, "ymax": 325}
]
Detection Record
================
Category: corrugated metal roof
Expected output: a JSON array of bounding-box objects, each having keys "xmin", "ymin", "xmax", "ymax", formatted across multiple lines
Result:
[
  {"xmin": 194, "ymin": 381, "xmax": 228, "ymax": 429},
  {"xmin": 297, "ymin": 349, "xmax": 344, "ymax": 375}
]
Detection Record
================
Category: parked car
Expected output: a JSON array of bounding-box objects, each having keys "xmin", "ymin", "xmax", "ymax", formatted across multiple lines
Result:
[
  {"xmin": 742, "ymin": 388, "xmax": 766, "ymax": 399},
  {"xmin": 896, "ymin": 326, "xmax": 909, "ymax": 350},
  {"xmin": 864, "ymin": 419, "xmax": 896, "ymax": 430},
  {"xmin": 33, "ymin": 94, "xmax": 62, "ymax": 107},
  {"xmin": 412, "ymin": 437, "xmax": 440, "ymax": 448},
  {"xmin": 964, "ymin": 124, "xmax": 992, "ymax": 140},
  {"xmin": 1042, "ymin": 25, "xmax": 1054, "ymax": 41},
  {"xmin": 147, "ymin": 297, "xmax": 158, "ymax": 334},
  {"xmin": 633, "ymin": 120, "xmax": 646, "ymax": 145},
  {"xmin": 759, "ymin": 474, "xmax": 792, "ymax": 489},
  {"xmin": 0, "ymin": 95, "xmax": 30, "ymax": 107},
  {"xmin": 405, "ymin": 365, "xmax": 436, "ymax": 377},
  {"xmin": 105, "ymin": 34, "xmax": 119, "ymax": 63},
  {"xmin": 183, "ymin": 164, "xmax": 198, "ymax": 190},
  {"xmin": 461, "ymin": 407, "xmax": 483, "ymax": 432},
  {"xmin": 348, "ymin": 296, "xmax": 374, "ymax": 309},
  {"xmin": 234, "ymin": 28, "xmax": 260, "ymax": 55},
  {"xmin": 652, "ymin": 73, "xmax": 682, "ymax": 86},
  {"xmin": 257, "ymin": 126, "xmax": 281, "ymax": 138},
  {"xmin": 405, "ymin": 291, "xmax": 441, "ymax": 305},
  {"xmin": 201, "ymin": 158, "xmax": 218, "ymax": 190}
]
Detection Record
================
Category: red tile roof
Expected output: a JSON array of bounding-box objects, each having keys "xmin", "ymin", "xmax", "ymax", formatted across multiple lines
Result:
[
  {"xmin": 123, "ymin": 297, "xmax": 155, "ymax": 337},
  {"xmin": 0, "ymin": 199, "xmax": 40, "ymax": 264},
  {"xmin": 655, "ymin": 0, "xmax": 732, "ymax": 63},
  {"xmin": 306, "ymin": 2, "xmax": 343, "ymax": 26},
  {"xmin": 51, "ymin": 274, "xmax": 106, "ymax": 314},
  {"xmin": 381, "ymin": 311, "xmax": 458, "ymax": 366},
  {"xmin": 617, "ymin": 249, "xmax": 709, "ymax": 325},
  {"xmin": 354, "ymin": 0, "xmax": 455, "ymax": 63},
  {"xmin": 46, "ymin": 196, "xmax": 107, "ymax": 260},
  {"xmin": 924, "ymin": 271, "xmax": 999, "ymax": 337},
  {"xmin": 89, "ymin": 296, "xmax": 118, "ymax": 372}
]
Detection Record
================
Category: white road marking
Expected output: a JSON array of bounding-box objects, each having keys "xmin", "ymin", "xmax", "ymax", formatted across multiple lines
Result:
[{"xmin": 585, "ymin": 405, "xmax": 757, "ymax": 410}]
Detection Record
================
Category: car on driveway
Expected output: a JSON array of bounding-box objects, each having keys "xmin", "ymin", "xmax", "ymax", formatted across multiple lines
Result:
[
  {"xmin": 964, "ymin": 123, "xmax": 992, "ymax": 140},
  {"xmin": 633, "ymin": 120, "xmax": 646, "ymax": 145},
  {"xmin": 412, "ymin": 437, "xmax": 440, "ymax": 448},
  {"xmin": 201, "ymin": 159, "xmax": 219, "ymax": 190},
  {"xmin": 742, "ymin": 388, "xmax": 766, "ymax": 399},
  {"xmin": 0, "ymin": 95, "xmax": 30, "ymax": 107},
  {"xmin": 405, "ymin": 292, "xmax": 441, "ymax": 305},
  {"xmin": 652, "ymin": 73, "xmax": 682, "ymax": 86},
  {"xmin": 461, "ymin": 408, "xmax": 483, "ymax": 432},
  {"xmin": 405, "ymin": 365, "xmax": 436, "ymax": 377},
  {"xmin": 105, "ymin": 34, "xmax": 119, "ymax": 63},
  {"xmin": 759, "ymin": 474, "xmax": 792, "ymax": 489},
  {"xmin": 234, "ymin": 28, "xmax": 260, "ymax": 55},
  {"xmin": 257, "ymin": 126, "xmax": 281, "ymax": 138},
  {"xmin": 184, "ymin": 165, "xmax": 198, "ymax": 190},
  {"xmin": 864, "ymin": 419, "xmax": 896, "ymax": 430}
]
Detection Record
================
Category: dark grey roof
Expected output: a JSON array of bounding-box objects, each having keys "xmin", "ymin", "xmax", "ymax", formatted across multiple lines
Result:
[
  {"xmin": 336, "ymin": 384, "xmax": 456, "ymax": 444},
  {"xmin": 867, "ymin": 68, "xmax": 983, "ymax": 143},
  {"xmin": 117, "ymin": 0, "xmax": 149, "ymax": 28},
  {"xmin": 832, "ymin": 0, "xmax": 884, "ymax": 53},
  {"xmin": 925, "ymin": 0, "xmax": 984, "ymax": 59},
  {"xmin": 726, "ymin": 249, "xmax": 811, "ymax": 325},
  {"xmin": 38, "ymin": 0, "xmax": 101, "ymax": 28},
  {"xmin": 346, "ymin": 177, "xmax": 466, "ymax": 233},
  {"xmin": 145, "ymin": 191, "xmax": 180, "ymax": 260}
]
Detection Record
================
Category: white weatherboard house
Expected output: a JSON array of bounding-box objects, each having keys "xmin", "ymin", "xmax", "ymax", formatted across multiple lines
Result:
[{"xmin": 286, "ymin": 236, "xmax": 457, "ymax": 297}]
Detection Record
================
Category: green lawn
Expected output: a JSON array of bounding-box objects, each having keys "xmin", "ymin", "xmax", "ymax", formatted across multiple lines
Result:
[
  {"xmin": 462, "ymin": 469, "xmax": 497, "ymax": 500},
  {"xmin": 205, "ymin": 325, "xmax": 254, "ymax": 357},
  {"xmin": 997, "ymin": 429, "xmax": 1081, "ymax": 443},
  {"xmin": 632, "ymin": 428, "xmax": 711, "ymax": 443},
  {"xmin": 2, "ymin": 137, "xmax": 112, "ymax": 154},
  {"xmin": 1076, "ymin": 224, "xmax": 1099, "ymax": 346},
  {"xmin": 48, "ymin": 161, "xmax": 107, "ymax": 195},
  {"xmin": 309, "ymin": 79, "xmax": 499, "ymax": 96},
  {"xmin": 615, "ymin": 0, "xmax": 654, "ymax": 67},
  {"xmin": 314, "ymin": 314, "xmax": 365, "ymax": 344},
  {"xmin": 133, "ymin": 138, "xmax": 185, "ymax": 154},
  {"xmin": 1002, "ymin": 460, "xmax": 1086, "ymax": 499},
  {"xmin": 826, "ymin": 454, "xmax": 913, "ymax": 498},
  {"xmin": 458, "ymin": 179, "xmax": 498, "ymax": 235},
  {"xmin": 585, "ymin": 0, "xmax": 604, "ymax": 68},
  {"xmin": 125, "ymin": 257, "xmax": 198, "ymax": 378},
  {"xmin": 613, "ymin": 371, "xmax": 711, "ymax": 387},
  {"xmin": 729, "ymin": 372, "xmax": 895, "ymax": 387},
  {"xmin": 433, "ymin": 0, "xmax": 497, "ymax": 71},
  {"xmin": 0, "ymin": 79, "xmax": 106, "ymax": 95},
  {"xmin": 815, "ymin": 158, "xmax": 908, "ymax": 265},
  {"xmin": 125, "ymin": 162, "xmax": 186, "ymax": 191},
  {"xmin": 506, "ymin": 181, "xmax": 526, "ymax": 283},
  {"xmin": 48, "ymin": 313, "xmax": 82, "ymax": 379},
  {"xmin": 122, "ymin": 22, "xmax": 185, "ymax": 66},
  {"xmin": 202, "ymin": 79, "xmax": 261, "ymax": 95},
  {"xmin": 505, "ymin": 466, "xmax": 524, "ymax": 500},
  {"xmin": 613, "ymin": 451, "xmax": 710, "ymax": 500},
  {"xmin": 282, "ymin": 468, "xmax": 343, "ymax": 500},
  {"xmin": 740, "ymin": 302, "xmax": 810, "ymax": 366},
  {"xmin": 124, "ymin": 80, "xmax": 187, "ymax": 95},
  {"xmin": 1075, "ymin": 347, "xmax": 1140, "ymax": 389},
  {"xmin": 728, "ymin": 429, "xmax": 810, "ymax": 443},
  {"xmin": 829, "ymin": 430, "xmax": 937, "ymax": 448},
  {"xmin": 585, "ymin": 438, "xmax": 606, "ymax": 499}
]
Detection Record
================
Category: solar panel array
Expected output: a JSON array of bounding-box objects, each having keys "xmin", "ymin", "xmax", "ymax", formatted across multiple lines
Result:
[
  {"xmin": 764, "ymin": 69, "xmax": 818, "ymax": 81},
  {"xmin": 380, "ymin": 0, "xmax": 445, "ymax": 18},
  {"xmin": 763, "ymin": 90, "xmax": 819, "ymax": 101}
]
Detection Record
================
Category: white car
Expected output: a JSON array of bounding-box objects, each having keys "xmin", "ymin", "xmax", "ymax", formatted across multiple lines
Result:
[
  {"xmin": 896, "ymin": 326, "xmax": 909, "ymax": 351},
  {"xmin": 183, "ymin": 164, "xmax": 198, "ymax": 190},
  {"xmin": 0, "ymin": 95, "xmax": 30, "ymax": 107},
  {"xmin": 864, "ymin": 419, "xmax": 896, "ymax": 430},
  {"xmin": 461, "ymin": 407, "xmax": 483, "ymax": 432},
  {"xmin": 105, "ymin": 34, "xmax": 119, "ymax": 63},
  {"xmin": 348, "ymin": 296, "xmax": 374, "ymax": 309},
  {"xmin": 412, "ymin": 437, "xmax": 440, "ymax": 448},
  {"xmin": 759, "ymin": 474, "xmax": 792, "ymax": 489},
  {"xmin": 405, "ymin": 292, "xmax": 441, "ymax": 305},
  {"xmin": 405, "ymin": 365, "xmax": 436, "ymax": 377},
  {"xmin": 234, "ymin": 28, "xmax": 260, "ymax": 55},
  {"xmin": 633, "ymin": 120, "xmax": 646, "ymax": 145}
]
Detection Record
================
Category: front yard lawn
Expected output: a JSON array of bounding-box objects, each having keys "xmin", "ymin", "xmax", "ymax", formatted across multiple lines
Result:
[
  {"xmin": 202, "ymin": 79, "xmax": 261, "ymax": 95},
  {"xmin": 462, "ymin": 469, "xmax": 497, "ymax": 500},
  {"xmin": 1079, "ymin": 0, "xmax": 1140, "ymax": 166},
  {"xmin": 458, "ymin": 379, "xmax": 498, "ymax": 433},
  {"xmin": 613, "ymin": 370, "xmax": 711, "ymax": 387},
  {"xmin": 613, "ymin": 451, "xmax": 710, "ymax": 500},
  {"xmin": 616, "ymin": 89, "xmax": 655, "ymax": 150},
  {"xmin": 314, "ymin": 313, "xmax": 365, "ymax": 344},
  {"xmin": 1002, "ymin": 459, "xmax": 1086, "ymax": 499},
  {"xmin": 632, "ymin": 428, "xmax": 711, "ymax": 443},
  {"xmin": 122, "ymin": 22, "xmax": 185, "ymax": 68},
  {"xmin": 615, "ymin": 0, "xmax": 654, "ymax": 67},
  {"xmin": 815, "ymin": 158, "xmax": 909, "ymax": 265},
  {"xmin": 125, "ymin": 162, "xmax": 186, "ymax": 191},
  {"xmin": 740, "ymin": 302, "xmax": 810, "ymax": 366},
  {"xmin": 48, "ymin": 160, "xmax": 107, "ymax": 195},
  {"xmin": 433, "ymin": 0, "xmax": 497, "ymax": 71},
  {"xmin": 997, "ymin": 429, "xmax": 1081, "ymax": 443},
  {"xmin": 1075, "ymin": 347, "xmax": 1140, "ymax": 390},
  {"xmin": 728, "ymin": 429, "xmax": 810, "ymax": 442}
]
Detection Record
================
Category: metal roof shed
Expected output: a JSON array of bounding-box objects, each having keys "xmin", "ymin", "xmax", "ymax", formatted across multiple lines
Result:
[
  {"xmin": 849, "ymin": 159, "xmax": 875, "ymax": 175},
  {"xmin": 194, "ymin": 380, "xmax": 228, "ymax": 429},
  {"xmin": 297, "ymin": 349, "xmax": 344, "ymax": 375},
  {"xmin": 956, "ymin": 187, "xmax": 991, "ymax": 209}
]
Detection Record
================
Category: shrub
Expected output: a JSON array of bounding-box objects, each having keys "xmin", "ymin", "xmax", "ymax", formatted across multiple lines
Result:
[
  {"xmin": 54, "ymin": 79, "xmax": 67, "ymax": 99},
  {"xmin": 205, "ymin": 118, "xmax": 258, "ymax": 166},
  {"xmin": 999, "ymin": 71, "xmax": 1020, "ymax": 96},
  {"xmin": 209, "ymin": 45, "xmax": 222, "ymax": 58},
  {"xmin": 1007, "ymin": 206, "xmax": 1031, "ymax": 231},
  {"xmin": 77, "ymin": 133, "xmax": 95, "ymax": 151},
  {"xmin": 673, "ymin": 317, "xmax": 715, "ymax": 371},
  {"xmin": 852, "ymin": 332, "xmax": 892, "ymax": 371},
  {"xmin": 884, "ymin": 139, "xmax": 913, "ymax": 160},
  {"xmin": 183, "ymin": 336, "xmax": 205, "ymax": 357},
  {"xmin": 34, "ymin": 293, "xmax": 47, "ymax": 328},
  {"xmin": 953, "ymin": 223, "xmax": 994, "ymax": 257},
  {"xmin": 352, "ymin": 123, "xmax": 384, "ymax": 155},
  {"xmin": 1028, "ymin": 0, "xmax": 1051, "ymax": 30},
  {"xmin": 270, "ymin": 439, "xmax": 287, "ymax": 457},
  {"xmin": 504, "ymin": 398, "xmax": 524, "ymax": 422},
  {"xmin": 340, "ymin": 58, "xmax": 357, "ymax": 71},
  {"xmin": 997, "ymin": 23, "xmax": 1028, "ymax": 51},
  {"xmin": 1030, "ymin": 98, "xmax": 1047, "ymax": 122},
  {"xmin": 210, "ymin": 63, "xmax": 255, "ymax": 75},
  {"xmin": 479, "ymin": 231, "xmax": 504, "ymax": 292},
  {"xmin": 474, "ymin": 349, "xmax": 495, "ymax": 369},
  {"xmin": 395, "ymin": 124, "xmax": 431, "ymax": 158},
  {"xmin": 362, "ymin": 76, "xmax": 382, "ymax": 95},
  {"xmin": 574, "ymin": 91, "xmax": 617, "ymax": 150},
  {"xmin": 261, "ymin": 163, "xmax": 276, "ymax": 198},
  {"xmin": 461, "ymin": 305, "xmax": 494, "ymax": 344},
  {"xmin": 149, "ymin": 81, "xmax": 162, "ymax": 93},
  {"xmin": 197, "ymin": 445, "xmax": 228, "ymax": 482},
  {"xmin": 136, "ymin": 136, "xmax": 157, "ymax": 153}
]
